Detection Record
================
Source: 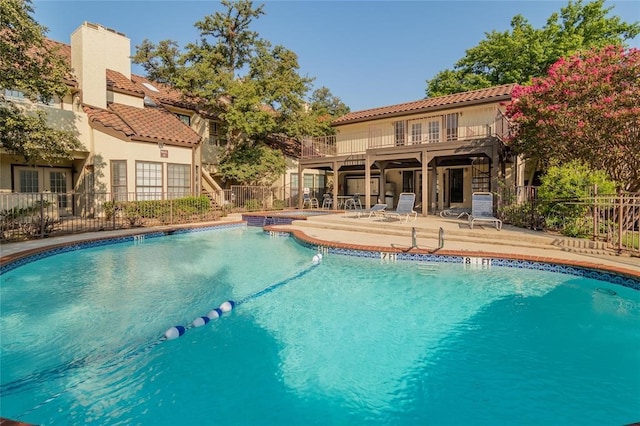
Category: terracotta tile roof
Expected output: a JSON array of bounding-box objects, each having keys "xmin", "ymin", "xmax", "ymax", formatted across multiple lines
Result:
[
  {"xmin": 83, "ymin": 105, "xmax": 135, "ymax": 137},
  {"xmin": 106, "ymin": 70, "xmax": 144, "ymax": 97},
  {"xmin": 84, "ymin": 104, "xmax": 201, "ymax": 146},
  {"xmin": 41, "ymin": 38, "xmax": 76, "ymax": 87},
  {"xmin": 110, "ymin": 103, "xmax": 201, "ymax": 145},
  {"xmin": 333, "ymin": 84, "xmax": 516, "ymax": 125}
]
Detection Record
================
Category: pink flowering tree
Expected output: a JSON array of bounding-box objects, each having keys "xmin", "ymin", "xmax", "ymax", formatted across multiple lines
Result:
[{"xmin": 505, "ymin": 45, "xmax": 640, "ymax": 191}]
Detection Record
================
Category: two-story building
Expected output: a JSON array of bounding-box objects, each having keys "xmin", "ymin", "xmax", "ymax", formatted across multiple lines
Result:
[
  {"xmin": 299, "ymin": 84, "xmax": 523, "ymax": 215},
  {"xmin": 1, "ymin": 22, "xmax": 310, "ymax": 216}
]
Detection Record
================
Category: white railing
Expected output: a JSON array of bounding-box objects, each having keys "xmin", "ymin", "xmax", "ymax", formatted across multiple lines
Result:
[{"xmin": 302, "ymin": 114, "xmax": 508, "ymax": 159}]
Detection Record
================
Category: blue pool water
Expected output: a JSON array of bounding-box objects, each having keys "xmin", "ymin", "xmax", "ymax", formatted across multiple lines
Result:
[{"xmin": 1, "ymin": 227, "xmax": 639, "ymax": 425}]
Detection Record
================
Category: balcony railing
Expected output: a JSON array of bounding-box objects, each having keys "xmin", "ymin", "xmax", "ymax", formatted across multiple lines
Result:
[{"xmin": 301, "ymin": 113, "xmax": 511, "ymax": 160}]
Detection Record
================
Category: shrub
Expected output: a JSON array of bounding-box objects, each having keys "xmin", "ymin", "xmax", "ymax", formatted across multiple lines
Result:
[
  {"xmin": 244, "ymin": 199, "xmax": 262, "ymax": 211},
  {"xmin": 538, "ymin": 161, "xmax": 617, "ymax": 237}
]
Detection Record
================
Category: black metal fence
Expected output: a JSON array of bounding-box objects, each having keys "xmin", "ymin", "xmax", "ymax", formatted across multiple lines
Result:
[{"xmin": 498, "ymin": 188, "xmax": 640, "ymax": 255}]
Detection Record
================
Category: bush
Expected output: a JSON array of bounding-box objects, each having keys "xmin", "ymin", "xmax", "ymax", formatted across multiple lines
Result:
[
  {"xmin": 538, "ymin": 161, "xmax": 617, "ymax": 237},
  {"xmin": 244, "ymin": 199, "xmax": 262, "ymax": 211},
  {"xmin": 272, "ymin": 199, "xmax": 285, "ymax": 210},
  {"xmin": 499, "ymin": 202, "xmax": 543, "ymax": 229},
  {"xmin": 114, "ymin": 195, "xmax": 213, "ymax": 226}
]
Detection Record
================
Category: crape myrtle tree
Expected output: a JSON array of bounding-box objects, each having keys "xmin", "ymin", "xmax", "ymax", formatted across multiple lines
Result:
[
  {"xmin": 133, "ymin": 0, "xmax": 345, "ymax": 185},
  {"xmin": 425, "ymin": 0, "xmax": 639, "ymax": 97},
  {"xmin": 505, "ymin": 45, "xmax": 640, "ymax": 192},
  {"xmin": 0, "ymin": 0, "xmax": 81, "ymax": 163}
]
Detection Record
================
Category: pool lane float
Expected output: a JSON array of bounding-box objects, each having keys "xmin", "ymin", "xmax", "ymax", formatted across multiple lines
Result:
[
  {"xmin": 164, "ymin": 254, "xmax": 321, "ymax": 340},
  {"xmin": 164, "ymin": 325, "xmax": 186, "ymax": 340}
]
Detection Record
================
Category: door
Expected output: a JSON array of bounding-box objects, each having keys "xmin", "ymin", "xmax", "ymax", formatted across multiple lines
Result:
[
  {"xmin": 48, "ymin": 170, "xmax": 72, "ymax": 216},
  {"xmin": 402, "ymin": 171, "xmax": 413, "ymax": 193},
  {"xmin": 449, "ymin": 168, "xmax": 464, "ymax": 203}
]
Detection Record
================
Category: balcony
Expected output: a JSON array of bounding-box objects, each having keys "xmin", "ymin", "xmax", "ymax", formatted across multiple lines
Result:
[{"xmin": 301, "ymin": 112, "xmax": 510, "ymax": 160}]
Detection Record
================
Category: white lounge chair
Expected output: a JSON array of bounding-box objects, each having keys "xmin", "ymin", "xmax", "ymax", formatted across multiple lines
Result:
[
  {"xmin": 468, "ymin": 192, "xmax": 502, "ymax": 230},
  {"xmin": 383, "ymin": 193, "xmax": 417, "ymax": 222},
  {"xmin": 356, "ymin": 203, "xmax": 387, "ymax": 218}
]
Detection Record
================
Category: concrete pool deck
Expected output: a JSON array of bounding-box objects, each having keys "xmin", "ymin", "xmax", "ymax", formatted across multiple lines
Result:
[
  {"xmin": 267, "ymin": 211, "xmax": 640, "ymax": 280},
  {"xmin": 1, "ymin": 211, "xmax": 638, "ymax": 280}
]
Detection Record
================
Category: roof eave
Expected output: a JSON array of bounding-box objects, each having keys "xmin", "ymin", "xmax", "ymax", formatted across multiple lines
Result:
[
  {"xmin": 130, "ymin": 135, "xmax": 201, "ymax": 147},
  {"xmin": 332, "ymin": 92, "xmax": 513, "ymax": 127}
]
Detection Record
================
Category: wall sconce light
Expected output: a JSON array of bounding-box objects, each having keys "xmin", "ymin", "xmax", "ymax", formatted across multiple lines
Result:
[{"xmin": 158, "ymin": 141, "xmax": 165, "ymax": 150}]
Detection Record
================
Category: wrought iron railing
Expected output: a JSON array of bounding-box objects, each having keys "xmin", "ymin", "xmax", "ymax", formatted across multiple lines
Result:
[
  {"xmin": 498, "ymin": 189, "xmax": 640, "ymax": 255},
  {"xmin": 0, "ymin": 186, "xmax": 286, "ymax": 242}
]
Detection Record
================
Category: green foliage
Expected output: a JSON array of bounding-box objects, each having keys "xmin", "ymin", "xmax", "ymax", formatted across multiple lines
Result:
[
  {"xmin": 131, "ymin": 39, "xmax": 181, "ymax": 85},
  {"xmin": 425, "ymin": 0, "xmax": 639, "ymax": 97},
  {"xmin": 132, "ymin": 0, "xmax": 349, "ymax": 183},
  {"xmin": 0, "ymin": 104, "xmax": 80, "ymax": 163},
  {"xmin": 244, "ymin": 199, "xmax": 261, "ymax": 211},
  {"xmin": 218, "ymin": 143, "xmax": 286, "ymax": 185},
  {"xmin": 106, "ymin": 196, "xmax": 212, "ymax": 226},
  {"xmin": 498, "ymin": 202, "xmax": 543, "ymax": 229},
  {"xmin": 537, "ymin": 161, "xmax": 617, "ymax": 237},
  {"xmin": 506, "ymin": 46, "xmax": 640, "ymax": 191},
  {"xmin": 0, "ymin": 0, "xmax": 82, "ymax": 163},
  {"xmin": 0, "ymin": 200, "xmax": 55, "ymax": 239},
  {"xmin": 272, "ymin": 199, "xmax": 285, "ymax": 210}
]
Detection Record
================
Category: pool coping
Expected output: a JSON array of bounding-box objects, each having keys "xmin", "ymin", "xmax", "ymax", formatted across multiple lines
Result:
[
  {"xmin": 1, "ymin": 220, "xmax": 638, "ymax": 287},
  {"xmin": 264, "ymin": 225, "xmax": 640, "ymax": 287}
]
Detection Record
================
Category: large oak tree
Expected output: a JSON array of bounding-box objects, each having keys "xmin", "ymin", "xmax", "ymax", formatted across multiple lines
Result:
[
  {"xmin": 425, "ymin": 0, "xmax": 639, "ymax": 97},
  {"xmin": 133, "ymin": 0, "xmax": 347, "ymax": 184}
]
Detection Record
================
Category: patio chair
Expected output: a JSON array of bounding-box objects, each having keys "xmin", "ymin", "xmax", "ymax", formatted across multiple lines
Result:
[
  {"xmin": 343, "ymin": 193, "xmax": 362, "ymax": 210},
  {"xmin": 468, "ymin": 192, "xmax": 502, "ymax": 230},
  {"xmin": 356, "ymin": 203, "xmax": 387, "ymax": 219},
  {"xmin": 383, "ymin": 193, "xmax": 417, "ymax": 222},
  {"xmin": 321, "ymin": 193, "xmax": 333, "ymax": 209},
  {"xmin": 302, "ymin": 188, "xmax": 319, "ymax": 209}
]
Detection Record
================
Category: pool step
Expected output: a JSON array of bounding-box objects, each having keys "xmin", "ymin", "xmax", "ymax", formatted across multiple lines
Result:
[{"xmin": 292, "ymin": 214, "xmax": 558, "ymax": 250}]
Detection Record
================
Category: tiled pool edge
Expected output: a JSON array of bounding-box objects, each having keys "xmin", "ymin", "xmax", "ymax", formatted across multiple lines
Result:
[
  {"xmin": 2, "ymin": 221, "xmax": 638, "ymax": 289},
  {"xmin": 0, "ymin": 222, "xmax": 246, "ymax": 274},
  {"xmin": 267, "ymin": 227, "xmax": 640, "ymax": 290}
]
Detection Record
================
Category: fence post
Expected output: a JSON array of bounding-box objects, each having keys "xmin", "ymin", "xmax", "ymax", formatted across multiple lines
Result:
[
  {"xmin": 39, "ymin": 192, "xmax": 45, "ymax": 238},
  {"xmin": 592, "ymin": 185, "xmax": 598, "ymax": 241},
  {"xmin": 618, "ymin": 194, "xmax": 623, "ymax": 252}
]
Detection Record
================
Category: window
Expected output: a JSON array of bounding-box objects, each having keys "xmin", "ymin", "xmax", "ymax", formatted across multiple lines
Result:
[
  {"xmin": 4, "ymin": 89, "xmax": 25, "ymax": 100},
  {"xmin": 445, "ymin": 113, "xmax": 458, "ymax": 141},
  {"xmin": 176, "ymin": 113, "xmax": 191, "ymax": 126},
  {"xmin": 290, "ymin": 173, "xmax": 299, "ymax": 206},
  {"xmin": 209, "ymin": 120, "xmax": 226, "ymax": 146},
  {"xmin": 428, "ymin": 120, "xmax": 440, "ymax": 143},
  {"xmin": 4, "ymin": 89, "xmax": 56, "ymax": 106},
  {"xmin": 142, "ymin": 82, "xmax": 159, "ymax": 92},
  {"xmin": 136, "ymin": 162, "xmax": 163, "ymax": 200},
  {"xmin": 411, "ymin": 123, "xmax": 422, "ymax": 143},
  {"xmin": 111, "ymin": 160, "xmax": 128, "ymax": 201},
  {"xmin": 394, "ymin": 121, "xmax": 405, "ymax": 146},
  {"xmin": 49, "ymin": 171, "xmax": 68, "ymax": 208},
  {"xmin": 168, "ymin": 164, "xmax": 190, "ymax": 199},
  {"xmin": 19, "ymin": 170, "xmax": 39, "ymax": 193}
]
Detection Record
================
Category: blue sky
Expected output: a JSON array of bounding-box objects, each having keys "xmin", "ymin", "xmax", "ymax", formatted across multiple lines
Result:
[{"xmin": 33, "ymin": 0, "xmax": 639, "ymax": 112}]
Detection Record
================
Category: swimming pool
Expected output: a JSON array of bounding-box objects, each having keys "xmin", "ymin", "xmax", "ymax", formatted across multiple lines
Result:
[{"xmin": 1, "ymin": 226, "xmax": 639, "ymax": 424}]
